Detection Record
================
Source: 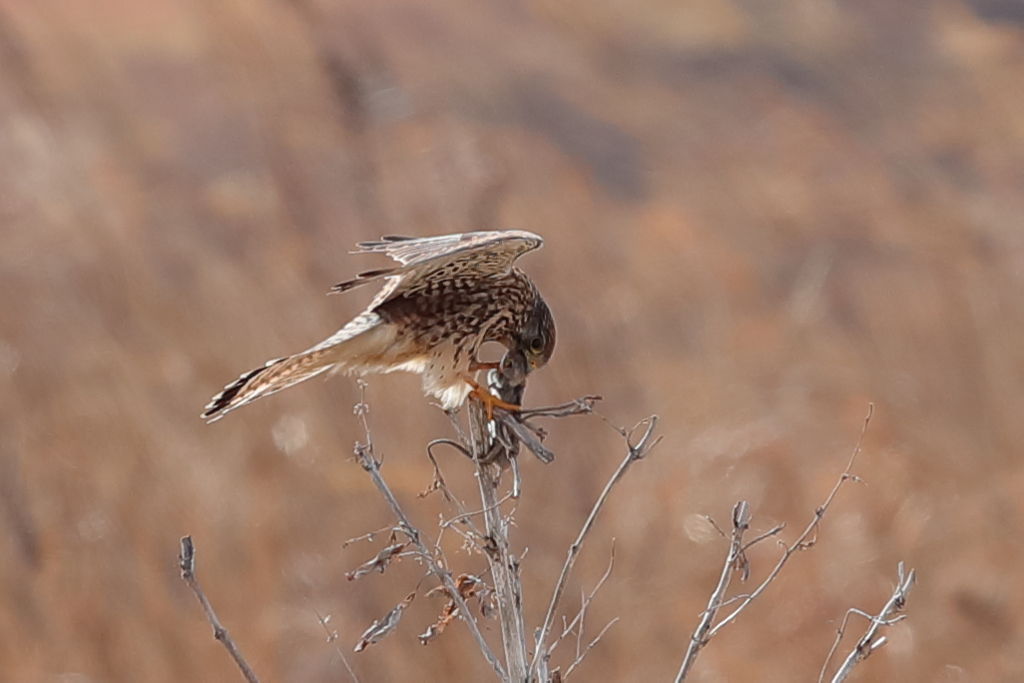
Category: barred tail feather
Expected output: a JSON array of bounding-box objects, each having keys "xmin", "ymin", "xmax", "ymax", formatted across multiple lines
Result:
[
  {"xmin": 202, "ymin": 311, "xmax": 399, "ymax": 422},
  {"xmin": 202, "ymin": 352, "xmax": 335, "ymax": 422}
]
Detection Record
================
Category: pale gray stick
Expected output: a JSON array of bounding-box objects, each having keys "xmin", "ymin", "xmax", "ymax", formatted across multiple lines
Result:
[
  {"xmin": 352, "ymin": 395, "xmax": 507, "ymax": 681},
  {"xmin": 469, "ymin": 396, "xmax": 529, "ymax": 682},
  {"xmin": 706, "ymin": 405, "xmax": 873, "ymax": 640},
  {"xmin": 178, "ymin": 536, "xmax": 260, "ymax": 683},
  {"xmin": 530, "ymin": 417, "xmax": 660, "ymax": 679},
  {"xmin": 674, "ymin": 502, "xmax": 751, "ymax": 681},
  {"xmin": 825, "ymin": 563, "xmax": 915, "ymax": 683}
]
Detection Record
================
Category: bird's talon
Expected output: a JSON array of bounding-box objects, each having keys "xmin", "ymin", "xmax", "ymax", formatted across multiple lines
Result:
[{"xmin": 464, "ymin": 377, "xmax": 521, "ymax": 420}]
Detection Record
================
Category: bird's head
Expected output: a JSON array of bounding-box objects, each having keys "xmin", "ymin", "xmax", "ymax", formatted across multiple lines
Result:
[{"xmin": 513, "ymin": 296, "xmax": 556, "ymax": 374}]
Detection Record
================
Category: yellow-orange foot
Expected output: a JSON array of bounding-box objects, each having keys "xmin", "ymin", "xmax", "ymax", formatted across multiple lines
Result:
[{"xmin": 464, "ymin": 376, "xmax": 521, "ymax": 420}]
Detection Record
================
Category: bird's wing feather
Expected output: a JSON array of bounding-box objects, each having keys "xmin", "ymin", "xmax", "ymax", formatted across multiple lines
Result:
[
  {"xmin": 354, "ymin": 231, "xmax": 541, "ymax": 267},
  {"xmin": 331, "ymin": 231, "xmax": 543, "ymax": 301},
  {"xmin": 330, "ymin": 268, "xmax": 395, "ymax": 295}
]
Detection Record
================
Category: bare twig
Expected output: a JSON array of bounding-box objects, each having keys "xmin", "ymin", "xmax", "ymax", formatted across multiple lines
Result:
[
  {"xmin": 421, "ymin": 441, "xmax": 462, "ymax": 501},
  {"xmin": 821, "ymin": 563, "xmax": 915, "ymax": 683},
  {"xmin": 679, "ymin": 499, "xmax": 753, "ymax": 679},
  {"xmin": 342, "ymin": 526, "xmax": 396, "ymax": 548},
  {"xmin": 549, "ymin": 545, "xmax": 616, "ymax": 659},
  {"xmin": 313, "ymin": 609, "xmax": 361, "ymax": 683},
  {"xmin": 178, "ymin": 536, "xmax": 260, "ymax": 683},
  {"xmin": 515, "ymin": 396, "xmax": 602, "ymax": 419},
  {"xmin": 530, "ymin": 417, "xmax": 661, "ymax": 679},
  {"xmin": 352, "ymin": 389, "xmax": 507, "ymax": 681},
  {"xmin": 741, "ymin": 524, "xmax": 786, "ymax": 552},
  {"xmin": 464, "ymin": 370, "xmax": 605, "ymax": 680},
  {"xmin": 439, "ymin": 491, "xmax": 516, "ymax": 535},
  {"xmin": 351, "ymin": 370, "xmax": 608, "ymax": 682},
  {"xmin": 674, "ymin": 502, "xmax": 751, "ymax": 681},
  {"xmin": 674, "ymin": 404, "xmax": 875, "ymax": 682},
  {"xmin": 562, "ymin": 617, "xmax": 620, "ymax": 680},
  {"xmin": 494, "ymin": 413, "xmax": 556, "ymax": 463},
  {"xmin": 705, "ymin": 404, "xmax": 874, "ymax": 640},
  {"xmin": 425, "ymin": 440, "xmax": 491, "ymax": 549},
  {"xmin": 493, "ymin": 395, "xmax": 601, "ymax": 463}
]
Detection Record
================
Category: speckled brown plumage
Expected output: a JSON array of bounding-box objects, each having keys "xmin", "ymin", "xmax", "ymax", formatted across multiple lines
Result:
[{"xmin": 202, "ymin": 231, "xmax": 555, "ymax": 422}]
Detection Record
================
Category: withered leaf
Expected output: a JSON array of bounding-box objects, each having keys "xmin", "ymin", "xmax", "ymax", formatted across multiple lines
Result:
[
  {"xmin": 346, "ymin": 542, "xmax": 408, "ymax": 581},
  {"xmin": 419, "ymin": 600, "xmax": 458, "ymax": 645},
  {"xmin": 354, "ymin": 592, "xmax": 415, "ymax": 652},
  {"xmin": 419, "ymin": 574, "xmax": 498, "ymax": 645}
]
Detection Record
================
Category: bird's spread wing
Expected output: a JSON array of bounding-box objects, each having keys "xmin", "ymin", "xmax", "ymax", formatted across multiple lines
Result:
[
  {"xmin": 331, "ymin": 231, "xmax": 543, "ymax": 303},
  {"xmin": 354, "ymin": 231, "xmax": 542, "ymax": 266}
]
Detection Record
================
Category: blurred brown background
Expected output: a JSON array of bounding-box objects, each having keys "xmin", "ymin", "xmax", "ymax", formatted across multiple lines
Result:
[{"xmin": 2, "ymin": 0, "xmax": 1024, "ymax": 680}]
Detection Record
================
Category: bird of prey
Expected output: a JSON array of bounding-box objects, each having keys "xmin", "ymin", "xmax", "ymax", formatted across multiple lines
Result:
[{"xmin": 202, "ymin": 230, "xmax": 555, "ymax": 422}]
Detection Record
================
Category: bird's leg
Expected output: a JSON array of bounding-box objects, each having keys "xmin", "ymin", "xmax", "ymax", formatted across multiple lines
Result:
[
  {"xmin": 469, "ymin": 359, "xmax": 501, "ymax": 372},
  {"xmin": 463, "ymin": 375, "xmax": 521, "ymax": 420}
]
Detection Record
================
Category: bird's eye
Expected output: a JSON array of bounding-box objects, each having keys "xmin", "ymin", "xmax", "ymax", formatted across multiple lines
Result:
[{"xmin": 529, "ymin": 336, "xmax": 544, "ymax": 353}]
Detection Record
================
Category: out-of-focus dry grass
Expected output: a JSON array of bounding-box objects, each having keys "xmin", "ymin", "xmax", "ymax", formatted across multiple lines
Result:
[{"xmin": 2, "ymin": 0, "xmax": 1024, "ymax": 680}]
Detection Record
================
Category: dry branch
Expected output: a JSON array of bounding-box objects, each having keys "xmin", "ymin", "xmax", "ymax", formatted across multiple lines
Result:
[
  {"xmin": 348, "ymin": 366, "xmax": 631, "ymax": 683},
  {"xmin": 674, "ymin": 404, "xmax": 880, "ymax": 682},
  {"xmin": 351, "ymin": 392, "xmax": 507, "ymax": 680},
  {"xmin": 674, "ymin": 501, "xmax": 752, "ymax": 680},
  {"xmin": 548, "ymin": 546, "xmax": 616, "ymax": 661},
  {"xmin": 468, "ymin": 367, "xmax": 534, "ymax": 681},
  {"xmin": 492, "ymin": 395, "xmax": 600, "ymax": 463},
  {"xmin": 820, "ymin": 562, "xmax": 915, "ymax": 683},
  {"xmin": 530, "ymin": 416, "xmax": 661, "ymax": 679},
  {"xmin": 178, "ymin": 536, "xmax": 260, "ymax": 683},
  {"xmin": 563, "ymin": 617, "xmax": 619, "ymax": 680}
]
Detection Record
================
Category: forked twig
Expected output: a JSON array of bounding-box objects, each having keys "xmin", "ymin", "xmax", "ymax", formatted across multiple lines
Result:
[
  {"xmin": 548, "ymin": 545, "xmax": 616, "ymax": 659},
  {"xmin": 350, "ymin": 374, "xmax": 603, "ymax": 681},
  {"xmin": 352, "ymin": 390, "xmax": 507, "ymax": 681},
  {"xmin": 494, "ymin": 395, "xmax": 600, "ymax": 463},
  {"xmin": 425, "ymin": 439, "xmax": 491, "ymax": 551},
  {"xmin": 530, "ymin": 416, "xmax": 661, "ymax": 678},
  {"xmin": 516, "ymin": 396, "xmax": 602, "ymax": 419},
  {"xmin": 563, "ymin": 617, "xmax": 620, "ymax": 680},
  {"xmin": 178, "ymin": 536, "xmax": 260, "ymax": 683},
  {"xmin": 674, "ymin": 501, "xmax": 752, "ymax": 680},
  {"xmin": 674, "ymin": 404, "xmax": 875, "ymax": 682},
  {"xmin": 709, "ymin": 405, "xmax": 874, "ymax": 638},
  {"xmin": 820, "ymin": 562, "xmax": 915, "ymax": 683}
]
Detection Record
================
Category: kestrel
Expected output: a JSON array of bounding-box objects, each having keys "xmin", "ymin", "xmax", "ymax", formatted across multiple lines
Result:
[{"xmin": 202, "ymin": 230, "xmax": 555, "ymax": 422}]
